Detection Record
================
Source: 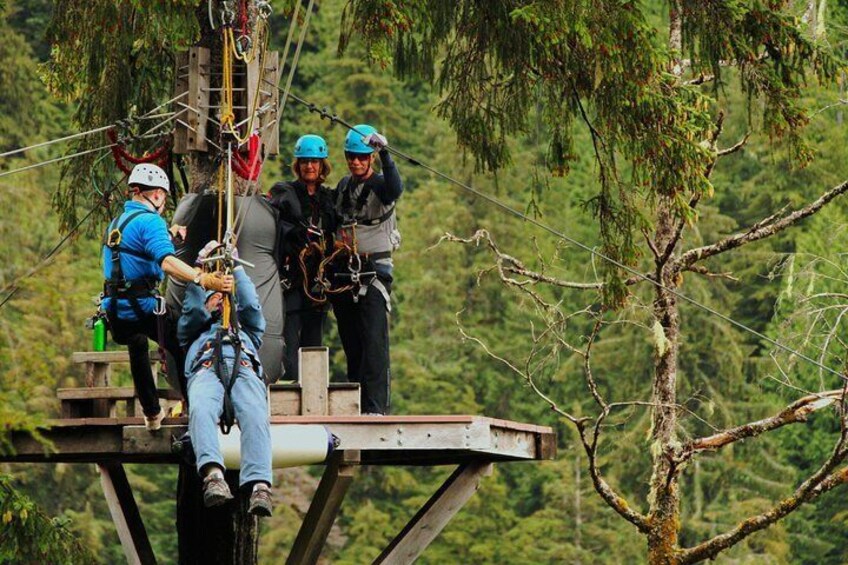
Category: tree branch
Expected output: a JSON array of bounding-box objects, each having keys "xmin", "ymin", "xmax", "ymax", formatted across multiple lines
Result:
[
  {"xmin": 676, "ymin": 180, "xmax": 848, "ymax": 269},
  {"xmin": 577, "ymin": 415, "xmax": 651, "ymax": 533},
  {"xmin": 680, "ymin": 438, "xmax": 848, "ymax": 564},
  {"xmin": 685, "ymin": 390, "xmax": 841, "ymax": 455}
]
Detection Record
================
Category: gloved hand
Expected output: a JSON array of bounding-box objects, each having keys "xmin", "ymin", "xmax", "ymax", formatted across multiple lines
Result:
[
  {"xmin": 200, "ymin": 271, "xmax": 234, "ymax": 293},
  {"xmin": 196, "ymin": 240, "xmax": 221, "ymax": 266},
  {"xmin": 363, "ymin": 132, "xmax": 388, "ymax": 151}
]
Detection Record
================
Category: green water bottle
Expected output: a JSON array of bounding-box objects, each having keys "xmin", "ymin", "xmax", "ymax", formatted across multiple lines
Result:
[{"xmin": 92, "ymin": 317, "xmax": 106, "ymax": 351}]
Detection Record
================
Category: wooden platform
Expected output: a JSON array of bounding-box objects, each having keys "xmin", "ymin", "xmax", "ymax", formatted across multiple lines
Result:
[
  {"xmin": 2, "ymin": 415, "xmax": 555, "ymax": 466},
  {"xmin": 4, "ymin": 347, "xmax": 556, "ymax": 564}
]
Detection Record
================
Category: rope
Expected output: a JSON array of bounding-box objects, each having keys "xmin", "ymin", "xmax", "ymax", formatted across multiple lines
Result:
[
  {"xmin": 282, "ymin": 89, "xmax": 848, "ymax": 382},
  {"xmin": 277, "ymin": 0, "xmax": 315, "ymax": 121}
]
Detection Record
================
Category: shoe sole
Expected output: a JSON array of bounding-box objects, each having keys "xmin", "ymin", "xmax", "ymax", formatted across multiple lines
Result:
[
  {"xmin": 248, "ymin": 503, "xmax": 273, "ymax": 517},
  {"xmin": 204, "ymin": 492, "xmax": 234, "ymax": 508}
]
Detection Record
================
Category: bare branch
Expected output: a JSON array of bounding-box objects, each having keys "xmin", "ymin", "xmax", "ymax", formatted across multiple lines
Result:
[
  {"xmin": 577, "ymin": 414, "xmax": 651, "ymax": 533},
  {"xmin": 680, "ymin": 435, "xmax": 848, "ymax": 564},
  {"xmin": 436, "ymin": 230, "xmax": 604, "ymax": 289},
  {"xmin": 685, "ymin": 390, "xmax": 842, "ymax": 454},
  {"xmin": 716, "ymin": 132, "xmax": 751, "ymax": 157},
  {"xmin": 682, "ymin": 264, "xmax": 740, "ymax": 281},
  {"xmin": 684, "ymin": 73, "xmax": 715, "ymax": 86},
  {"xmin": 676, "ymin": 180, "xmax": 848, "ymax": 269}
]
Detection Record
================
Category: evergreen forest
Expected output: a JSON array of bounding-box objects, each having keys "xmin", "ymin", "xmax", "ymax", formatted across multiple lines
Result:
[{"xmin": 3, "ymin": 0, "xmax": 848, "ymax": 563}]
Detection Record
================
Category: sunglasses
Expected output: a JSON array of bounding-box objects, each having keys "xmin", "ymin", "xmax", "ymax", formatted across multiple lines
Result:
[{"xmin": 345, "ymin": 152, "xmax": 372, "ymax": 162}]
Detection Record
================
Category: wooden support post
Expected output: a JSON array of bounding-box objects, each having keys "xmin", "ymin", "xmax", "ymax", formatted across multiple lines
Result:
[
  {"xmin": 86, "ymin": 361, "xmax": 113, "ymax": 417},
  {"xmin": 98, "ymin": 462, "xmax": 157, "ymax": 565},
  {"xmin": 375, "ymin": 461, "xmax": 494, "ymax": 565},
  {"xmin": 286, "ymin": 450, "xmax": 360, "ymax": 565},
  {"xmin": 299, "ymin": 347, "xmax": 329, "ymax": 416}
]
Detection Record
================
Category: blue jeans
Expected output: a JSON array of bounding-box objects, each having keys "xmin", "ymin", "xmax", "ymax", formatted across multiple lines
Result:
[{"xmin": 187, "ymin": 364, "xmax": 272, "ymax": 487}]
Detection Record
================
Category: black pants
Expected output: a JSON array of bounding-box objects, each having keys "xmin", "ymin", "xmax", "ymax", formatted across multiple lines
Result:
[
  {"xmin": 108, "ymin": 311, "xmax": 186, "ymax": 417},
  {"xmin": 283, "ymin": 307, "xmax": 327, "ymax": 381},
  {"xmin": 330, "ymin": 282, "xmax": 391, "ymax": 414}
]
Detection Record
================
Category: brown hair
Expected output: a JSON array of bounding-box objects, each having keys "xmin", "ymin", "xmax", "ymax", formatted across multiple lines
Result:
[{"xmin": 291, "ymin": 158, "xmax": 332, "ymax": 184}]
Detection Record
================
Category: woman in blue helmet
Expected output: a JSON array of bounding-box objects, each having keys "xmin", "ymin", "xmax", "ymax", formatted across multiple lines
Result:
[
  {"xmin": 330, "ymin": 125, "xmax": 402, "ymax": 415},
  {"xmin": 267, "ymin": 135, "xmax": 338, "ymax": 380}
]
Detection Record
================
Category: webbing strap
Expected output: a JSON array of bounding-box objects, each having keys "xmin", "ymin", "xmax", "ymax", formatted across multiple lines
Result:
[{"xmin": 104, "ymin": 209, "xmax": 156, "ymax": 320}]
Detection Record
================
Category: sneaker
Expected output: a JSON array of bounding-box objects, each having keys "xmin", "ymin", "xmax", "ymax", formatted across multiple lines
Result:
[
  {"xmin": 203, "ymin": 474, "xmax": 234, "ymax": 507},
  {"xmin": 248, "ymin": 483, "xmax": 273, "ymax": 517},
  {"xmin": 144, "ymin": 408, "xmax": 166, "ymax": 432}
]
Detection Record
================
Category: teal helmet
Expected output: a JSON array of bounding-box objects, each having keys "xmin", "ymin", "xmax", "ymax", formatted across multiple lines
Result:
[
  {"xmin": 294, "ymin": 134, "xmax": 328, "ymax": 159},
  {"xmin": 344, "ymin": 124, "xmax": 378, "ymax": 154}
]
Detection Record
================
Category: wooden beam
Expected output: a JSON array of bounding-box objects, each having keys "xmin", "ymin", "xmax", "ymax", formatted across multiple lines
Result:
[
  {"xmin": 72, "ymin": 350, "xmax": 162, "ymax": 364},
  {"xmin": 375, "ymin": 461, "xmax": 493, "ymax": 565},
  {"xmin": 187, "ymin": 46, "xmax": 210, "ymax": 152},
  {"xmin": 58, "ymin": 387, "xmax": 182, "ymax": 400},
  {"xmin": 98, "ymin": 462, "xmax": 157, "ymax": 565},
  {"xmin": 299, "ymin": 347, "xmax": 329, "ymax": 416},
  {"xmin": 286, "ymin": 450, "xmax": 360, "ymax": 565}
]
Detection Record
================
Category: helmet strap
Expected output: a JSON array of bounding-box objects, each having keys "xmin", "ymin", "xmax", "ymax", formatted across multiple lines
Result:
[{"xmin": 133, "ymin": 187, "xmax": 164, "ymax": 214}]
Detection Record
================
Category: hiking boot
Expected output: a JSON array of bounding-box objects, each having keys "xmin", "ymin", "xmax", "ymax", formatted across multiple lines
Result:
[
  {"xmin": 144, "ymin": 407, "xmax": 166, "ymax": 432},
  {"xmin": 248, "ymin": 483, "xmax": 273, "ymax": 517},
  {"xmin": 203, "ymin": 474, "xmax": 234, "ymax": 507}
]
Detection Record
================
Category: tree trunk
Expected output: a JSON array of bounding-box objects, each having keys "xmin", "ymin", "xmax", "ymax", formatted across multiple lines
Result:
[
  {"xmin": 177, "ymin": 465, "xmax": 259, "ymax": 564},
  {"xmin": 647, "ymin": 198, "xmax": 682, "ymax": 564}
]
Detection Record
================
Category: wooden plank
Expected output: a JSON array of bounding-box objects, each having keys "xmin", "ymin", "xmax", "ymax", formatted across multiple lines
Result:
[
  {"xmin": 187, "ymin": 46, "xmax": 209, "ymax": 152},
  {"xmin": 299, "ymin": 347, "xmax": 328, "ymax": 416},
  {"xmin": 72, "ymin": 350, "xmax": 162, "ymax": 364},
  {"xmin": 286, "ymin": 450, "xmax": 360, "ymax": 565},
  {"xmin": 375, "ymin": 462, "xmax": 493, "ymax": 565},
  {"xmin": 98, "ymin": 463, "xmax": 157, "ymax": 565},
  {"xmin": 58, "ymin": 387, "xmax": 183, "ymax": 401},
  {"xmin": 173, "ymin": 51, "xmax": 190, "ymax": 154},
  {"xmin": 268, "ymin": 388, "xmax": 300, "ymax": 416},
  {"xmin": 328, "ymin": 387, "xmax": 360, "ymax": 416}
]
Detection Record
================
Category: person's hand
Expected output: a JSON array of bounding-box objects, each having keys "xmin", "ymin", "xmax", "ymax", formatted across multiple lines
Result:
[
  {"xmin": 196, "ymin": 240, "xmax": 221, "ymax": 266},
  {"xmin": 363, "ymin": 132, "xmax": 388, "ymax": 150},
  {"xmin": 169, "ymin": 225, "xmax": 187, "ymax": 244},
  {"xmin": 200, "ymin": 271, "xmax": 234, "ymax": 293}
]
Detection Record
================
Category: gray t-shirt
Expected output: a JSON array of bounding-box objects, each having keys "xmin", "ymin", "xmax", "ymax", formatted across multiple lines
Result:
[{"xmin": 166, "ymin": 192, "xmax": 284, "ymax": 382}]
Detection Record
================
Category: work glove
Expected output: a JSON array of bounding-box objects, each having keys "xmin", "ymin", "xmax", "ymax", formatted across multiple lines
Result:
[
  {"xmin": 196, "ymin": 240, "xmax": 221, "ymax": 266},
  {"xmin": 200, "ymin": 271, "xmax": 234, "ymax": 293},
  {"xmin": 363, "ymin": 132, "xmax": 388, "ymax": 151}
]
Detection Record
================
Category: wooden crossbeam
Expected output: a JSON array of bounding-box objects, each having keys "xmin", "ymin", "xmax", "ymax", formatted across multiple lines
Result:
[
  {"xmin": 375, "ymin": 461, "xmax": 493, "ymax": 564},
  {"xmin": 98, "ymin": 462, "xmax": 157, "ymax": 565},
  {"xmin": 286, "ymin": 450, "xmax": 360, "ymax": 565},
  {"xmin": 58, "ymin": 387, "xmax": 182, "ymax": 401}
]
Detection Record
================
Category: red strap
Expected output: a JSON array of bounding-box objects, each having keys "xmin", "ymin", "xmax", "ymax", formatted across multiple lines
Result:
[{"xmin": 231, "ymin": 133, "xmax": 263, "ymax": 181}]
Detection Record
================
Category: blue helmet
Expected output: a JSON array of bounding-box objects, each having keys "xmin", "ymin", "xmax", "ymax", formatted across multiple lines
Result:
[
  {"xmin": 294, "ymin": 134, "xmax": 328, "ymax": 159},
  {"xmin": 344, "ymin": 124, "xmax": 378, "ymax": 154}
]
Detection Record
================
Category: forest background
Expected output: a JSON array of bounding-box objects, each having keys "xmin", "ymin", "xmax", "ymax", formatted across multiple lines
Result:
[{"xmin": 2, "ymin": 0, "xmax": 848, "ymax": 563}]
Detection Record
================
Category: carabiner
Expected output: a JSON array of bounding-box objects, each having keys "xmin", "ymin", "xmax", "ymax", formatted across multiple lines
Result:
[{"xmin": 154, "ymin": 296, "xmax": 167, "ymax": 316}]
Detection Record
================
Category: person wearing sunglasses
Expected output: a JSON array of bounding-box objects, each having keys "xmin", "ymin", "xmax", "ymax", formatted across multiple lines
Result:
[
  {"xmin": 267, "ymin": 134, "xmax": 338, "ymax": 380},
  {"xmin": 331, "ymin": 124, "xmax": 403, "ymax": 415}
]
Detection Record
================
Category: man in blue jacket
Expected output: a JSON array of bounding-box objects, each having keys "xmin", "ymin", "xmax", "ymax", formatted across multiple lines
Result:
[
  {"xmin": 102, "ymin": 163, "xmax": 232, "ymax": 431},
  {"xmin": 178, "ymin": 242, "xmax": 273, "ymax": 515}
]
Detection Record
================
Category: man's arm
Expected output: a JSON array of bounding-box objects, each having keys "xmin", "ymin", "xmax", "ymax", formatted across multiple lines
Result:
[
  {"xmin": 373, "ymin": 150, "xmax": 403, "ymax": 205},
  {"xmin": 178, "ymin": 283, "xmax": 211, "ymax": 347},
  {"xmin": 234, "ymin": 268, "xmax": 265, "ymax": 349}
]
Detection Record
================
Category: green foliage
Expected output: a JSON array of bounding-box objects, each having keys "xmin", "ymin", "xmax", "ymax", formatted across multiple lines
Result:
[{"xmin": 0, "ymin": 474, "xmax": 97, "ymax": 564}]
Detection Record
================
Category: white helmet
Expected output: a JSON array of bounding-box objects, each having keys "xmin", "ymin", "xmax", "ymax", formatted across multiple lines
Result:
[{"xmin": 128, "ymin": 163, "xmax": 170, "ymax": 193}]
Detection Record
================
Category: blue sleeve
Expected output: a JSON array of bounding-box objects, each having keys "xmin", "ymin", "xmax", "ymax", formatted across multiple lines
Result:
[
  {"xmin": 141, "ymin": 215, "xmax": 176, "ymax": 265},
  {"xmin": 178, "ymin": 283, "xmax": 211, "ymax": 347},
  {"xmin": 373, "ymin": 150, "xmax": 403, "ymax": 205},
  {"xmin": 234, "ymin": 268, "xmax": 265, "ymax": 349}
]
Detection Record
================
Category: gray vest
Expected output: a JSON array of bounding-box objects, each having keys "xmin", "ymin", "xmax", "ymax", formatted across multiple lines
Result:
[{"xmin": 335, "ymin": 176, "xmax": 401, "ymax": 255}]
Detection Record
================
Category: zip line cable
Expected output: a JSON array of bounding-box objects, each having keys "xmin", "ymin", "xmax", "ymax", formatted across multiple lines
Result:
[
  {"xmin": 283, "ymin": 89, "xmax": 848, "ymax": 382},
  {"xmin": 0, "ymin": 92, "xmax": 188, "ymax": 162},
  {"xmin": 0, "ymin": 109, "xmax": 185, "ymax": 311}
]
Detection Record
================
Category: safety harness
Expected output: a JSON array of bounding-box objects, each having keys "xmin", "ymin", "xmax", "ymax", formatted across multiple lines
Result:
[
  {"xmin": 102, "ymin": 210, "xmax": 161, "ymax": 320},
  {"xmin": 102, "ymin": 209, "xmax": 171, "ymax": 378}
]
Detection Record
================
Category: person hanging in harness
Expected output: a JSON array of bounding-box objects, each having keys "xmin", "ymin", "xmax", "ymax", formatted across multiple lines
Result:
[
  {"xmin": 101, "ymin": 163, "xmax": 233, "ymax": 431},
  {"xmin": 267, "ymin": 134, "xmax": 338, "ymax": 380},
  {"xmin": 330, "ymin": 125, "xmax": 402, "ymax": 415},
  {"xmin": 178, "ymin": 241, "xmax": 273, "ymax": 516}
]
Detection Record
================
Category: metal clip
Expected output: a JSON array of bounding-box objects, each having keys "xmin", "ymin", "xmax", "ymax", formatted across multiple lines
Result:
[
  {"xmin": 235, "ymin": 34, "xmax": 252, "ymax": 56},
  {"xmin": 154, "ymin": 296, "xmax": 167, "ymax": 316},
  {"xmin": 256, "ymin": 0, "xmax": 272, "ymax": 19}
]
